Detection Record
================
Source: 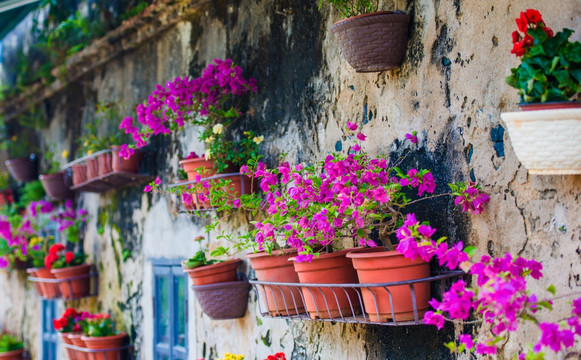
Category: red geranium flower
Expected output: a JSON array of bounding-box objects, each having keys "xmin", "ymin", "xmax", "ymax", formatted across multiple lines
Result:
[
  {"xmin": 525, "ymin": 9, "xmax": 543, "ymax": 24},
  {"xmin": 523, "ymin": 34, "xmax": 534, "ymax": 47},
  {"xmin": 511, "ymin": 41, "xmax": 526, "ymax": 57},
  {"xmin": 65, "ymin": 251, "xmax": 75, "ymax": 264},
  {"xmin": 512, "ymin": 30, "xmax": 521, "ymax": 44},
  {"xmin": 544, "ymin": 26, "xmax": 554, "ymax": 38},
  {"xmin": 49, "ymin": 244, "xmax": 65, "ymax": 255},
  {"xmin": 516, "ymin": 12, "xmax": 528, "ymax": 32}
]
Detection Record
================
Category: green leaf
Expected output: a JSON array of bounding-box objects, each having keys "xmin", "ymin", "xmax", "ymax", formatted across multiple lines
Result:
[
  {"xmin": 546, "ymin": 284, "xmax": 556, "ymax": 295},
  {"xmin": 444, "ymin": 342, "xmax": 457, "ymax": 352},
  {"xmin": 463, "ymin": 246, "xmax": 477, "ymax": 258},
  {"xmin": 537, "ymin": 300, "xmax": 553, "ymax": 311}
]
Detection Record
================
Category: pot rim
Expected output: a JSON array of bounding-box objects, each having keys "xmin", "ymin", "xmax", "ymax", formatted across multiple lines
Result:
[
  {"xmin": 288, "ymin": 247, "xmax": 357, "ymax": 262},
  {"xmin": 245, "ymin": 248, "xmax": 297, "ymax": 259},
  {"xmin": 81, "ymin": 332, "xmax": 128, "ymax": 342},
  {"xmin": 519, "ymin": 100, "xmax": 581, "ymax": 108},
  {"xmin": 346, "ymin": 248, "xmax": 405, "ymax": 259},
  {"xmin": 178, "ymin": 157, "xmax": 212, "ymax": 165},
  {"xmin": 0, "ymin": 348, "xmax": 24, "ymax": 356},
  {"xmin": 182, "ymin": 258, "xmax": 240, "ymax": 273},
  {"xmin": 332, "ymin": 10, "xmax": 410, "ymax": 28},
  {"xmin": 39, "ymin": 171, "xmax": 65, "ymax": 179},
  {"xmin": 50, "ymin": 263, "xmax": 91, "ymax": 274},
  {"xmin": 5, "ymin": 157, "xmax": 33, "ymax": 164}
]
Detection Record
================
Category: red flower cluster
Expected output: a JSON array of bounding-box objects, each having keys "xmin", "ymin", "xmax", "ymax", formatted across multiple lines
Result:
[
  {"xmin": 52, "ymin": 308, "xmax": 80, "ymax": 333},
  {"xmin": 265, "ymin": 354, "xmax": 286, "ymax": 360},
  {"xmin": 44, "ymin": 244, "xmax": 75, "ymax": 269},
  {"xmin": 511, "ymin": 9, "xmax": 553, "ymax": 56}
]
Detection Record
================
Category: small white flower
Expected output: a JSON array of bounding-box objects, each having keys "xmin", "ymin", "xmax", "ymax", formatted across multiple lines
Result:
[
  {"xmin": 205, "ymin": 136, "xmax": 215, "ymax": 143},
  {"xmin": 204, "ymin": 149, "xmax": 212, "ymax": 159},
  {"xmin": 213, "ymin": 124, "xmax": 224, "ymax": 134},
  {"xmin": 252, "ymin": 135, "xmax": 264, "ymax": 144}
]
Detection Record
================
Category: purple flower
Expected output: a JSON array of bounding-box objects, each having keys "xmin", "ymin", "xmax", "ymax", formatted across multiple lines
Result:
[
  {"xmin": 144, "ymin": 185, "xmax": 152, "ymax": 192},
  {"xmin": 458, "ymin": 334, "xmax": 474, "ymax": 350},
  {"xmin": 352, "ymin": 144, "xmax": 361, "ymax": 152},
  {"xmin": 0, "ymin": 256, "xmax": 8, "ymax": 268},
  {"xmin": 233, "ymin": 199, "xmax": 241, "ymax": 208},
  {"xmin": 154, "ymin": 177, "xmax": 162, "ymax": 185},
  {"xmin": 423, "ymin": 311, "xmax": 445, "ymax": 329},
  {"xmin": 356, "ymin": 132, "xmax": 367, "ymax": 141},
  {"xmin": 405, "ymin": 132, "xmax": 418, "ymax": 143},
  {"xmin": 535, "ymin": 322, "xmax": 575, "ymax": 352},
  {"xmin": 572, "ymin": 298, "xmax": 581, "ymax": 317},
  {"xmin": 475, "ymin": 344, "xmax": 497, "ymax": 355},
  {"xmin": 346, "ymin": 121, "xmax": 358, "ymax": 131}
]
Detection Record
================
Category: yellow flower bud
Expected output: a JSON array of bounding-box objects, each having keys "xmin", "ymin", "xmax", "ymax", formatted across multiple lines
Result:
[
  {"xmin": 213, "ymin": 123, "xmax": 224, "ymax": 134},
  {"xmin": 204, "ymin": 149, "xmax": 212, "ymax": 159},
  {"xmin": 205, "ymin": 136, "xmax": 215, "ymax": 143},
  {"xmin": 61, "ymin": 150, "xmax": 69, "ymax": 159},
  {"xmin": 87, "ymin": 150, "xmax": 93, "ymax": 155},
  {"xmin": 252, "ymin": 135, "xmax": 264, "ymax": 144}
]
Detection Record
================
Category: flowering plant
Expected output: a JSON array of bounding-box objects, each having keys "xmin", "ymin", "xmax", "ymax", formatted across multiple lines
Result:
[
  {"xmin": 506, "ymin": 9, "xmax": 581, "ymax": 103},
  {"xmin": 119, "ymin": 58, "xmax": 258, "ymax": 171},
  {"xmin": 201, "ymin": 128, "xmax": 263, "ymax": 173},
  {"xmin": 44, "ymin": 243, "xmax": 85, "ymax": 269},
  {"xmin": 51, "ymin": 200, "xmax": 88, "ymax": 243},
  {"xmin": 218, "ymin": 354, "xmax": 244, "ymax": 360},
  {"xmin": 52, "ymin": 308, "xmax": 86, "ymax": 333},
  {"xmin": 77, "ymin": 101, "xmax": 129, "ymax": 156},
  {"xmin": 81, "ymin": 313, "xmax": 118, "ymax": 337},
  {"xmin": 0, "ymin": 332, "xmax": 23, "ymax": 353},
  {"xmin": 265, "ymin": 353, "xmax": 287, "ymax": 360},
  {"xmin": 318, "ymin": 0, "xmax": 380, "ymax": 18},
  {"xmin": 246, "ymin": 123, "xmax": 488, "ymax": 261}
]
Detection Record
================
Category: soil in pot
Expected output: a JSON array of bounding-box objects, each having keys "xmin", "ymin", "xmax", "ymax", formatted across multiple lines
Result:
[
  {"xmin": 81, "ymin": 333, "xmax": 128, "ymax": 360},
  {"xmin": 5, "ymin": 156, "xmax": 38, "ymax": 182},
  {"xmin": 0, "ymin": 349, "xmax": 24, "ymax": 360},
  {"xmin": 39, "ymin": 172, "xmax": 74, "ymax": 201},
  {"xmin": 347, "ymin": 249, "xmax": 430, "ymax": 322},
  {"xmin": 51, "ymin": 264, "xmax": 91, "ymax": 299},
  {"xmin": 71, "ymin": 164, "xmax": 87, "ymax": 185},
  {"xmin": 330, "ymin": 11, "xmax": 410, "ymax": 72},
  {"xmin": 291, "ymin": 249, "xmax": 361, "ymax": 319},
  {"xmin": 69, "ymin": 333, "xmax": 88, "ymax": 360},
  {"xmin": 97, "ymin": 152, "xmax": 112, "ymax": 176},
  {"xmin": 183, "ymin": 259, "xmax": 240, "ymax": 286},
  {"xmin": 247, "ymin": 249, "xmax": 305, "ymax": 315},
  {"xmin": 111, "ymin": 146, "xmax": 142, "ymax": 173}
]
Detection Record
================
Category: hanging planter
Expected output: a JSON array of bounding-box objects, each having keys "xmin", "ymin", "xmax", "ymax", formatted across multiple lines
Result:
[
  {"xmin": 0, "ymin": 349, "xmax": 24, "ymax": 360},
  {"xmin": 51, "ymin": 263, "xmax": 92, "ymax": 300},
  {"xmin": 330, "ymin": 11, "xmax": 410, "ymax": 72},
  {"xmin": 501, "ymin": 107, "xmax": 581, "ymax": 174},
  {"xmin": 192, "ymin": 280, "xmax": 250, "ymax": 320},
  {"xmin": 347, "ymin": 248, "xmax": 430, "ymax": 321},
  {"xmin": 291, "ymin": 249, "xmax": 361, "ymax": 319},
  {"xmin": 39, "ymin": 172, "xmax": 74, "ymax": 201},
  {"xmin": 97, "ymin": 152, "xmax": 112, "ymax": 176},
  {"xmin": 59, "ymin": 332, "xmax": 77, "ymax": 360},
  {"xmin": 247, "ymin": 249, "xmax": 305, "ymax": 316},
  {"xmin": 27, "ymin": 267, "xmax": 61, "ymax": 299},
  {"xmin": 81, "ymin": 332, "xmax": 129, "ymax": 360},
  {"xmin": 179, "ymin": 157, "xmax": 217, "ymax": 180},
  {"xmin": 111, "ymin": 146, "xmax": 142, "ymax": 173},
  {"xmin": 5, "ymin": 156, "xmax": 38, "ymax": 182},
  {"xmin": 68, "ymin": 333, "xmax": 88, "ymax": 360},
  {"xmin": 182, "ymin": 259, "xmax": 240, "ymax": 286}
]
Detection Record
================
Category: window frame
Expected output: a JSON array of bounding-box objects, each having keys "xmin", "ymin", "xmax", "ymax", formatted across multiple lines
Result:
[
  {"xmin": 40, "ymin": 299, "xmax": 59, "ymax": 360},
  {"xmin": 152, "ymin": 258, "xmax": 188, "ymax": 360}
]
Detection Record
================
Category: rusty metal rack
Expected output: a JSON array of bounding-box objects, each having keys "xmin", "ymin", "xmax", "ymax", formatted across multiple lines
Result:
[
  {"xmin": 169, "ymin": 172, "xmax": 255, "ymax": 212},
  {"xmin": 28, "ymin": 270, "xmax": 99, "ymax": 301},
  {"xmin": 250, "ymin": 271, "xmax": 464, "ymax": 326},
  {"xmin": 62, "ymin": 343, "xmax": 134, "ymax": 359},
  {"xmin": 62, "ymin": 149, "xmax": 155, "ymax": 193}
]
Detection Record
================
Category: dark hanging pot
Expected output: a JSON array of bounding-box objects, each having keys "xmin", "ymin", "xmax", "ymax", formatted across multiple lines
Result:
[
  {"xmin": 330, "ymin": 11, "xmax": 410, "ymax": 72},
  {"xmin": 191, "ymin": 280, "xmax": 250, "ymax": 320},
  {"xmin": 5, "ymin": 155, "xmax": 38, "ymax": 182},
  {"xmin": 39, "ymin": 172, "xmax": 74, "ymax": 201}
]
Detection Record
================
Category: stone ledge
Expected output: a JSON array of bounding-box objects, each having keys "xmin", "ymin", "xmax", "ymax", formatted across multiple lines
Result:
[{"xmin": 0, "ymin": 0, "xmax": 211, "ymax": 121}]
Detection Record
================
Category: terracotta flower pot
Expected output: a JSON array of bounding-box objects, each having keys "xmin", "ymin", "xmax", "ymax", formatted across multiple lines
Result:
[
  {"xmin": 330, "ymin": 11, "xmax": 411, "ymax": 72},
  {"xmin": 27, "ymin": 267, "xmax": 61, "ymax": 298},
  {"xmin": 71, "ymin": 164, "xmax": 87, "ymax": 185},
  {"xmin": 39, "ymin": 172, "xmax": 74, "ymax": 201},
  {"xmin": 51, "ymin": 264, "xmax": 91, "ymax": 300},
  {"xmin": 86, "ymin": 158, "xmax": 99, "ymax": 180},
  {"xmin": 111, "ymin": 146, "xmax": 142, "ymax": 173},
  {"xmin": 501, "ymin": 106, "xmax": 581, "ymax": 174},
  {"xmin": 0, "ymin": 349, "xmax": 24, "ymax": 360},
  {"xmin": 291, "ymin": 249, "xmax": 361, "ymax": 319},
  {"xmin": 69, "ymin": 333, "xmax": 88, "ymax": 360},
  {"xmin": 247, "ymin": 249, "xmax": 305, "ymax": 315},
  {"xmin": 347, "ymin": 249, "xmax": 430, "ymax": 321},
  {"xmin": 60, "ymin": 332, "xmax": 78, "ymax": 360},
  {"xmin": 179, "ymin": 157, "xmax": 217, "ymax": 180},
  {"xmin": 182, "ymin": 259, "xmax": 240, "ymax": 286},
  {"xmin": 97, "ymin": 152, "xmax": 112, "ymax": 176},
  {"xmin": 81, "ymin": 333, "xmax": 128, "ymax": 360},
  {"xmin": 5, "ymin": 156, "xmax": 37, "ymax": 182}
]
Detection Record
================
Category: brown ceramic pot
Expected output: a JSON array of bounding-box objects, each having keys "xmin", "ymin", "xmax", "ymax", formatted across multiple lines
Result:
[
  {"xmin": 97, "ymin": 152, "xmax": 112, "ymax": 176},
  {"xmin": 60, "ymin": 332, "xmax": 78, "ymax": 360},
  {"xmin": 247, "ymin": 249, "xmax": 305, "ymax": 315},
  {"xmin": 71, "ymin": 164, "xmax": 87, "ymax": 185},
  {"xmin": 182, "ymin": 259, "xmax": 240, "ymax": 286},
  {"xmin": 291, "ymin": 249, "xmax": 361, "ymax": 319},
  {"xmin": 39, "ymin": 172, "xmax": 74, "ymax": 201},
  {"xmin": 51, "ymin": 264, "xmax": 91, "ymax": 300},
  {"xmin": 81, "ymin": 332, "xmax": 128, "ymax": 360},
  {"xmin": 111, "ymin": 146, "xmax": 142, "ymax": 173},
  {"xmin": 5, "ymin": 156, "xmax": 37, "ymax": 182},
  {"xmin": 27, "ymin": 267, "xmax": 61, "ymax": 299},
  {"xmin": 347, "ymin": 249, "xmax": 430, "ymax": 321},
  {"xmin": 68, "ymin": 333, "xmax": 88, "ymax": 360},
  {"xmin": 330, "ymin": 11, "xmax": 410, "ymax": 72},
  {"xmin": 179, "ymin": 157, "xmax": 216, "ymax": 180},
  {"xmin": 85, "ymin": 158, "xmax": 99, "ymax": 180},
  {"xmin": 0, "ymin": 348, "xmax": 24, "ymax": 360}
]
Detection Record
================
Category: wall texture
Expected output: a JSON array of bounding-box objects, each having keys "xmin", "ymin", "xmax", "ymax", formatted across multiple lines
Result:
[{"xmin": 0, "ymin": 0, "xmax": 580, "ymax": 359}]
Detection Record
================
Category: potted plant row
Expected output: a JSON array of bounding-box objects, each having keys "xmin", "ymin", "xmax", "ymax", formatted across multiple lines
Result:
[
  {"xmin": 0, "ymin": 332, "xmax": 25, "ymax": 360},
  {"xmin": 319, "ymin": 0, "xmax": 411, "ymax": 72},
  {"xmin": 181, "ymin": 237, "xmax": 250, "ymax": 320},
  {"xmin": 39, "ymin": 147, "xmax": 74, "ymax": 201},
  {"xmin": 501, "ymin": 9, "xmax": 581, "ymax": 174},
  {"xmin": 53, "ymin": 308, "xmax": 129, "ymax": 360}
]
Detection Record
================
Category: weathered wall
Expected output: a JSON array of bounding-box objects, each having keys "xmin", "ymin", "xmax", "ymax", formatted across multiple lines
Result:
[{"xmin": 1, "ymin": 0, "xmax": 581, "ymax": 359}]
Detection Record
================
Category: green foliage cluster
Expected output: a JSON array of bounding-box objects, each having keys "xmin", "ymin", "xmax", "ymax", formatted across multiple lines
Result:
[
  {"xmin": 81, "ymin": 315, "xmax": 118, "ymax": 337},
  {"xmin": 318, "ymin": 0, "xmax": 380, "ymax": 18},
  {"xmin": 0, "ymin": 333, "xmax": 24, "ymax": 353},
  {"xmin": 507, "ymin": 28, "xmax": 581, "ymax": 103},
  {"xmin": 77, "ymin": 101, "xmax": 129, "ymax": 156}
]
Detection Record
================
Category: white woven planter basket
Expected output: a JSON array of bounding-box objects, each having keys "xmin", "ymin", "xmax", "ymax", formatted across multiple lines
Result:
[{"xmin": 501, "ymin": 109, "xmax": 581, "ymax": 175}]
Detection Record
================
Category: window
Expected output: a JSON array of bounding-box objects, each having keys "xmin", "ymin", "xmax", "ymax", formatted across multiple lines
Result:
[
  {"xmin": 41, "ymin": 299, "xmax": 58, "ymax": 360},
  {"xmin": 153, "ymin": 260, "xmax": 188, "ymax": 360}
]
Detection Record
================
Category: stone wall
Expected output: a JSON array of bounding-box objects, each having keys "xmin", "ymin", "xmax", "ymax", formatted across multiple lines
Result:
[{"xmin": 0, "ymin": 0, "xmax": 580, "ymax": 359}]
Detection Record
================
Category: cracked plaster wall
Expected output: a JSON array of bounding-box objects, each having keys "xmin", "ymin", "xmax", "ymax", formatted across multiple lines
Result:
[{"xmin": 1, "ymin": 0, "xmax": 581, "ymax": 359}]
